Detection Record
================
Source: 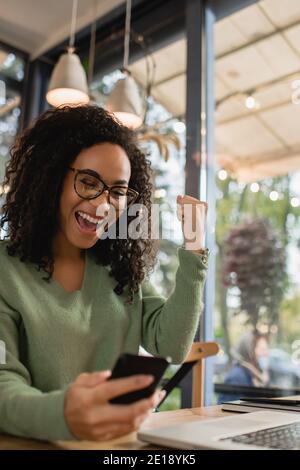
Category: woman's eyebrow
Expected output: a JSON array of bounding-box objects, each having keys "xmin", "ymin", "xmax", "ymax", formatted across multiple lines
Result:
[
  {"xmin": 113, "ymin": 179, "xmax": 128, "ymax": 185},
  {"xmin": 80, "ymin": 169, "xmax": 128, "ymax": 185},
  {"xmin": 80, "ymin": 168, "xmax": 100, "ymax": 177}
]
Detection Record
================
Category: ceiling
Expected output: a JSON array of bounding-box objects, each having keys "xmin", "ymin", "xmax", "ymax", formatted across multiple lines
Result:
[
  {"xmin": 130, "ymin": 0, "xmax": 300, "ymax": 182},
  {"xmin": 0, "ymin": 0, "xmax": 124, "ymax": 59}
]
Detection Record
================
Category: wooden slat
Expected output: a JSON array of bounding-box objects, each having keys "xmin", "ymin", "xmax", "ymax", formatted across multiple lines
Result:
[
  {"xmin": 186, "ymin": 342, "xmax": 219, "ymax": 407},
  {"xmin": 185, "ymin": 341, "xmax": 219, "ymax": 362}
]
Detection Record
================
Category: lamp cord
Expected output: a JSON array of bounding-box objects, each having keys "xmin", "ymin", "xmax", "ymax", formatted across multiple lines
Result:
[
  {"xmin": 134, "ymin": 33, "xmax": 156, "ymax": 124},
  {"xmin": 69, "ymin": 0, "xmax": 79, "ymax": 50},
  {"xmin": 123, "ymin": 0, "xmax": 132, "ymax": 70},
  {"xmin": 88, "ymin": 0, "xmax": 98, "ymax": 84}
]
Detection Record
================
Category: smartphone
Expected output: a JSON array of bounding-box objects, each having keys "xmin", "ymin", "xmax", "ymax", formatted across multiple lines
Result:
[{"xmin": 108, "ymin": 353, "xmax": 170, "ymax": 404}]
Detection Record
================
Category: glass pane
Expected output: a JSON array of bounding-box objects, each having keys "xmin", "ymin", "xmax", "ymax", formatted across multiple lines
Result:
[
  {"xmin": 0, "ymin": 90, "xmax": 21, "ymax": 184},
  {"xmin": 0, "ymin": 46, "xmax": 24, "ymax": 237},
  {"xmin": 90, "ymin": 39, "xmax": 186, "ymax": 296},
  {"xmin": 213, "ymin": 0, "xmax": 300, "ymax": 403},
  {"xmin": 0, "ymin": 50, "xmax": 25, "ymax": 81},
  {"xmin": 90, "ymin": 35, "xmax": 187, "ymax": 409}
]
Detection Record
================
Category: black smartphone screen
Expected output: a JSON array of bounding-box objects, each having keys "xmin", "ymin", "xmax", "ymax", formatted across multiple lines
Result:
[{"xmin": 108, "ymin": 353, "xmax": 170, "ymax": 404}]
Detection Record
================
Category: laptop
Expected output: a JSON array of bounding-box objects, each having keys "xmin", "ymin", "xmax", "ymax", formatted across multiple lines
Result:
[{"xmin": 138, "ymin": 411, "xmax": 300, "ymax": 450}]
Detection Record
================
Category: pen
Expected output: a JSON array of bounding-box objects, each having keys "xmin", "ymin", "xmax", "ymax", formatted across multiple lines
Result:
[
  {"xmin": 241, "ymin": 397, "xmax": 300, "ymax": 406},
  {"xmin": 153, "ymin": 360, "xmax": 198, "ymax": 412}
]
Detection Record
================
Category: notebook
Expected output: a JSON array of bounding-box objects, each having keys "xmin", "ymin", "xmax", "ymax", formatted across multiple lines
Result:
[{"xmin": 221, "ymin": 399, "xmax": 300, "ymax": 414}]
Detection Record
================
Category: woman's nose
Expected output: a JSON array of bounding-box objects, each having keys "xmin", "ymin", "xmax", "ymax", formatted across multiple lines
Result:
[{"xmin": 90, "ymin": 190, "xmax": 110, "ymax": 213}]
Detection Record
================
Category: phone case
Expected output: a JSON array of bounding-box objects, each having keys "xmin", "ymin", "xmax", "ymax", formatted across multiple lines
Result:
[{"xmin": 108, "ymin": 353, "xmax": 170, "ymax": 404}]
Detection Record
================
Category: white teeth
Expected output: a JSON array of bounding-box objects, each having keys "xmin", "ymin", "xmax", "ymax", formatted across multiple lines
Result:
[{"xmin": 77, "ymin": 211, "xmax": 99, "ymax": 224}]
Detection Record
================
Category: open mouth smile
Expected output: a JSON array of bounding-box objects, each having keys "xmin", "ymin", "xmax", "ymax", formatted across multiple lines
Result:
[{"xmin": 75, "ymin": 210, "xmax": 105, "ymax": 234}]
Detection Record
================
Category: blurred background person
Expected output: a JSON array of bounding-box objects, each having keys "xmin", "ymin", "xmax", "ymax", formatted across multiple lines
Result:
[{"xmin": 218, "ymin": 330, "xmax": 270, "ymax": 403}]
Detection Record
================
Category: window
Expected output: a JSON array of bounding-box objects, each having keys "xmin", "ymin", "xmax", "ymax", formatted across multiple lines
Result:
[
  {"xmin": 213, "ymin": 0, "xmax": 300, "ymax": 402},
  {"xmin": 89, "ymin": 34, "xmax": 187, "ymax": 408},
  {"xmin": 0, "ymin": 44, "xmax": 26, "ymax": 237},
  {"xmin": 89, "ymin": 36, "xmax": 187, "ymax": 297}
]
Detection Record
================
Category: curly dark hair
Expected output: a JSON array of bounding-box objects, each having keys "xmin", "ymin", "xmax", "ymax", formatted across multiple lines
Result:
[{"xmin": 0, "ymin": 105, "xmax": 157, "ymax": 303}]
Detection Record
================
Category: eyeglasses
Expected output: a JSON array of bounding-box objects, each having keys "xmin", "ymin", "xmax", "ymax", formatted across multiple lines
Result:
[{"xmin": 68, "ymin": 167, "xmax": 139, "ymax": 210}]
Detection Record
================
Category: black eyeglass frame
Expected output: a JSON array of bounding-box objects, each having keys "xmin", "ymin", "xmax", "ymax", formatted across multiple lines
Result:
[{"xmin": 68, "ymin": 167, "xmax": 139, "ymax": 206}]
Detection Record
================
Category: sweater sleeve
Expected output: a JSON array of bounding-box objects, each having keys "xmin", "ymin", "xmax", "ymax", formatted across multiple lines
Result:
[
  {"xmin": 141, "ymin": 247, "xmax": 208, "ymax": 364},
  {"xmin": 0, "ymin": 296, "xmax": 74, "ymax": 441}
]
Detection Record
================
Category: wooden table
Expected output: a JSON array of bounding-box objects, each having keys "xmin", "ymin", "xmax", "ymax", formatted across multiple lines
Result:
[{"xmin": 0, "ymin": 405, "xmax": 230, "ymax": 450}]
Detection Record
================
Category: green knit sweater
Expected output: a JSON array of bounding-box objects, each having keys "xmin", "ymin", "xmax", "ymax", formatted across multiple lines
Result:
[{"xmin": 0, "ymin": 240, "xmax": 208, "ymax": 441}]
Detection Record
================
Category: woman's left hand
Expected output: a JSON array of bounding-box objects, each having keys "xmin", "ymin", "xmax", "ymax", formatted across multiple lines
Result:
[{"xmin": 176, "ymin": 195, "xmax": 208, "ymax": 253}]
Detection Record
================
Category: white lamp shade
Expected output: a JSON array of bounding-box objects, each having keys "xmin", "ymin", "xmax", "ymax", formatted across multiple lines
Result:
[
  {"xmin": 46, "ymin": 52, "xmax": 90, "ymax": 107},
  {"xmin": 106, "ymin": 74, "xmax": 143, "ymax": 129}
]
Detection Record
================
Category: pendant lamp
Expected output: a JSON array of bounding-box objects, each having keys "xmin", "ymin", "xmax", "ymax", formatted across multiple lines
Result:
[
  {"xmin": 106, "ymin": 0, "xmax": 143, "ymax": 129},
  {"xmin": 46, "ymin": 0, "xmax": 89, "ymax": 107}
]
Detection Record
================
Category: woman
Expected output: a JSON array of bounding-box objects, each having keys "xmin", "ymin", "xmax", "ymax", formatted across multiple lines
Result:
[
  {"xmin": 0, "ymin": 105, "xmax": 208, "ymax": 442},
  {"xmin": 218, "ymin": 331, "xmax": 270, "ymax": 403}
]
